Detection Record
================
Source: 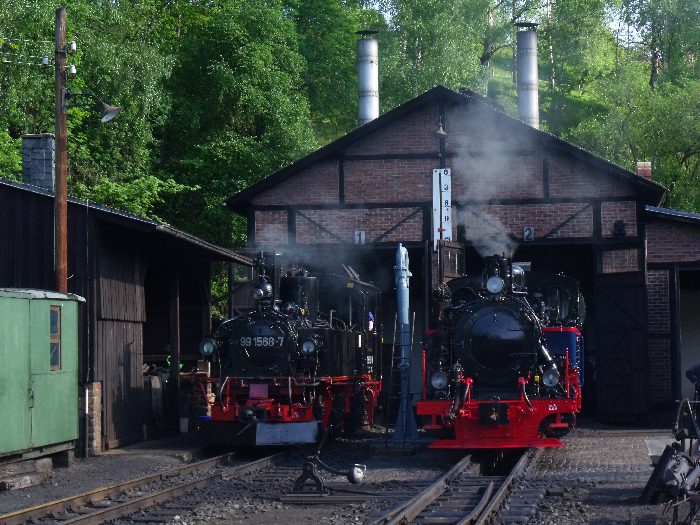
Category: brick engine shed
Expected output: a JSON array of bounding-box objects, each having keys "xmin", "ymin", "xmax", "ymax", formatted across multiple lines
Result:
[{"xmin": 226, "ymin": 85, "xmax": 699, "ymax": 422}]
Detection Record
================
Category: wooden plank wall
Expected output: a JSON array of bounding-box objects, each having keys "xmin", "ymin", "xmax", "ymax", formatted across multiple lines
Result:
[{"xmin": 96, "ymin": 233, "xmax": 147, "ymax": 448}]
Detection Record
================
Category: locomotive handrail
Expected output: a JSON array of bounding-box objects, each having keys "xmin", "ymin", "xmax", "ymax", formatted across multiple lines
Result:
[{"xmin": 519, "ymin": 377, "xmax": 535, "ymax": 410}]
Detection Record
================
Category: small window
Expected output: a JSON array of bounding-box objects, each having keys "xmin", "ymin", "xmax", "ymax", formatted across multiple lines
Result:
[
  {"xmin": 232, "ymin": 263, "xmax": 253, "ymax": 283},
  {"xmin": 443, "ymin": 249, "xmax": 463, "ymax": 279},
  {"xmin": 50, "ymin": 306, "xmax": 61, "ymax": 371}
]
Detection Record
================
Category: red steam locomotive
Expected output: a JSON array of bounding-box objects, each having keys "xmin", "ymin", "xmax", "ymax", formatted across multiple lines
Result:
[
  {"xmin": 417, "ymin": 254, "xmax": 584, "ymax": 448},
  {"xmin": 196, "ymin": 255, "xmax": 381, "ymax": 446}
]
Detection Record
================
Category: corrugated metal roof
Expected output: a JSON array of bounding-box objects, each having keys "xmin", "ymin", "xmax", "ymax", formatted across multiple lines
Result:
[
  {"xmin": 0, "ymin": 288, "xmax": 85, "ymax": 301},
  {"xmin": 0, "ymin": 177, "xmax": 253, "ymax": 266},
  {"xmin": 646, "ymin": 205, "xmax": 700, "ymax": 224}
]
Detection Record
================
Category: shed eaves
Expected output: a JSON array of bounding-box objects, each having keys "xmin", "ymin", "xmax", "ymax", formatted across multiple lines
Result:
[{"xmin": 0, "ymin": 177, "xmax": 252, "ymax": 266}]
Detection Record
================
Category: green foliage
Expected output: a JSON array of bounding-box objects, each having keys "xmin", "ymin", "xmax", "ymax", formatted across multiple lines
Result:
[
  {"xmin": 2, "ymin": 0, "xmax": 700, "ymax": 237},
  {"xmin": 375, "ymin": 0, "xmax": 487, "ymax": 107},
  {"xmin": 0, "ymin": 131, "xmax": 21, "ymax": 180},
  {"xmin": 160, "ymin": 0, "xmax": 316, "ymax": 245},
  {"xmin": 286, "ymin": 0, "xmax": 366, "ymax": 142}
]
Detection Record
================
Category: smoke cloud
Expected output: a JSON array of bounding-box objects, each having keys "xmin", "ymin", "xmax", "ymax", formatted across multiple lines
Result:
[{"xmin": 451, "ymin": 101, "xmax": 538, "ymax": 258}]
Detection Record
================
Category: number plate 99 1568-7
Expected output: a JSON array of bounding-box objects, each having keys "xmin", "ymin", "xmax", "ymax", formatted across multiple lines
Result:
[{"xmin": 239, "ymin": 336, "xmax": 284, "ymax": 347}]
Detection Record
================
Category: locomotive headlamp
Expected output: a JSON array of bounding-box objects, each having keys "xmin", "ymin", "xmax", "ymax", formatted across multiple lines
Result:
[
  {"xmin": 486, "ymin": 276, "xmax": 505, "ymax": 294},
  {"xmin": 261, "ymin": 282, "xmax": 273, "ymax": 298},
  {"xmin": 542, "ymin": 367, "xmax": 560, "ymax": 388},
  {"xmin": 431, "ymin": 370, "xmax": 449, "ymax": 390},
  {"xmin": 253, "ymin": 282, "xmax": 273, "ymax": 301},
  {"xmin": 198, "ymin": 338, "xmax": 217, "ymax": 357},
  {"xmin": 301, "ymin": 340, "xmax": 316, "ymax": 356}
]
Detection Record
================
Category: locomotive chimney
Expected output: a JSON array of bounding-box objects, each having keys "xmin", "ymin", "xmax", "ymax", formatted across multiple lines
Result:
[
  {"xmin": 515, "ymin": 23, "xmax": 539, "ymax": 130},
  {"xmin": 357, "ymin": 29, "xmax": 379, "ymax": 126}
]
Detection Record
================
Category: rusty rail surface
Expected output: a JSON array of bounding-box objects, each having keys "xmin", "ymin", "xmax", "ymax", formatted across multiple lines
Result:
[
  {"xmin": 364, "ymin": 449, "xmax": 532, "ymax": 525},
  {"xmin": 0, "ymin": 451, "xmax": 286, "ymax": 525}
]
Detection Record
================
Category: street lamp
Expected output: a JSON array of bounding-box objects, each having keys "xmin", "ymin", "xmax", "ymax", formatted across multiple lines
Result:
[{"xmin": 54, "ymin": 6, "xmax": 119, "ymax": 293}]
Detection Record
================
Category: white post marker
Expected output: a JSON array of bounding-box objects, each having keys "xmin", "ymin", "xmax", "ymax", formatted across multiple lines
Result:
[{"xmin": 432, "ymin": 168, "xmax": 452, "ymax": 249}]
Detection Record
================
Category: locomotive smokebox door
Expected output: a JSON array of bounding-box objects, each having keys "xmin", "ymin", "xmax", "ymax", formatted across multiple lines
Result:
[{"xmin": 478, "ymin": 403, "xmax": 509, "ymax": 425}]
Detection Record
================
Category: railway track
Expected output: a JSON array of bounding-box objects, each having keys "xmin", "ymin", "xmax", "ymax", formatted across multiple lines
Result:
[
  {"xmin": 0, "ymin": 451, "xmax": 287, "ymax": 525},
  {"xmin": 0, "ymin": 444, "xmax": 544, "ymax": 524},
  {"xmin": 362, "ymin": 450, "xmax": 540, "ymax": 525}
]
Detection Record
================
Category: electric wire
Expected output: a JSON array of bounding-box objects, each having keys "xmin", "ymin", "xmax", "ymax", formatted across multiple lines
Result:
[{"xmin": 0, "ymin": 35, "xmax": 53, "ymax": 44}]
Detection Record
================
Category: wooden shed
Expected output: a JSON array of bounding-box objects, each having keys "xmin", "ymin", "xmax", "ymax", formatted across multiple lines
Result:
[
  {"xmin": 225, "ymin": 85, "xmax": 685, "ymax": 422},
  {"xmin": 0, "ymin": 177, "xmax": 251, "ymax": 452}
]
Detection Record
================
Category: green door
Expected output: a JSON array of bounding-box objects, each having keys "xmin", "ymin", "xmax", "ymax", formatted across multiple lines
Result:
[
  {"xmin": 29, "ymin": 299, "xmax": 79, "ymax": 447},
  {"xmin": 0, "ymin": 295, "xmax": 31, "ymax": 454}
]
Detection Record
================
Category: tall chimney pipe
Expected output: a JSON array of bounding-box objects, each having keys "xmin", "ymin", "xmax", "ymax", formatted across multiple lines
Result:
[
  {"xmin": 516, "ymin": 23, "xmax": 539, "ymax": 129},
  {"xmin": 357, "ymin": 30, "xmax": 379, "ymax": 126}
]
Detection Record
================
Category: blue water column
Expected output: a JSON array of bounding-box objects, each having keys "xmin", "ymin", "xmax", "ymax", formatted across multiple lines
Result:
[{"xmin": 393, "ymin": 243, "xmax": 418, "ymax": 441}]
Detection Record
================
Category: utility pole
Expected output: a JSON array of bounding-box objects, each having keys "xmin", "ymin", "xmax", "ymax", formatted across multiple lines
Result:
[{"xmin": 54, "ymin": 6, "xmax": 68, "ymax": 293}]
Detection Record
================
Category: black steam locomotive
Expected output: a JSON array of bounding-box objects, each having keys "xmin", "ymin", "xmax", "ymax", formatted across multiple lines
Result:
[
  {"xmin": 417, "ymin": 254, "xmax": 584, "ymax": 448},
  {"xmin": 197, "ymin": 255, "xmax": 381, "ymax": 446}
]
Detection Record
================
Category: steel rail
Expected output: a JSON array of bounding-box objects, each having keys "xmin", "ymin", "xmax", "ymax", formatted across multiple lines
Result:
[
  {"xmin": 0, "ymin": 451, "xmax": 285, "ymax": 525},
  {"xmin": 365, "ymin": 454, "xmax": 473, "ymax": 525},
  {"xmin": 473, "ymin": 449, "xmax": 533, "ymax": 525},
  {"xmin": 455, "ymin": 481, "xmax": 494, "ymax": 525}
]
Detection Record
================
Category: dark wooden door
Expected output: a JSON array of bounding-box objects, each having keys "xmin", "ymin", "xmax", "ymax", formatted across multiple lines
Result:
[{"xmin": 594, "ymin": 272, "xmax": 648, "ymax": 420}]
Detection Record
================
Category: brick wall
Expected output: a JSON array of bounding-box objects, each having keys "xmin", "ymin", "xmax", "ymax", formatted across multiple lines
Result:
[
  {"xmin": 646, "ymin": 270, "xmax": 673, "ymax": 404},
  {"xmin": 460, "ymin": 202, "xmax": 594, "ymax": 242},
  {"xmin": 648, "ymin": 339, "xmax": 672, "ymax": 402},
  {"xmin": 548, "ymin": 152, "xmax": 635, "ymax": 198},
  {"xmin": 451, "ymin": 154, "xmax": 545, "ymax": 201},
  {"xmin": 600, "ymin": 248, "xmax": 641, "ymax": 273},
  {"xmin": 247, "ymin": 95, "xmax": 642, "ymax": 250},
  {"xmin": 344, "ymin": 159, "xmax": 435, "ymax": 204},
  {"xmin": 344, "ymin": 104, "xmax": 437, "ymax": 155},
  {"xmin": 648, "ymin": 221, "xmax": 700, "ymax": 263},
  {"xmin": 647, "ymin": 270, "xmax": 671, "ymax": 334},
  {"xmin": 296, "ymin": 208, "xmax": 424, "ymax": 244},
  {"xmin": 255, "ymin": 210, "xmax": 288, "ymax": 245},
  {"xmin": 252, "ymin": 161, "xmax": 339, "ymax": 206},
  {"xmin": 446, "ymin": 103, "xmax": 538, "ymax": 154},
  {"xmin": 77, "ymin": 381, "xmax": 102, "ymax": 456},
  {"xmin": 601, "ymin": 201, "xmax": 637, "ymax": 238}
]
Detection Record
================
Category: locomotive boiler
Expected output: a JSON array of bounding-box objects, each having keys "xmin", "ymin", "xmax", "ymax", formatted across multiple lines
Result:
[
  {"xmin": 417, "ymin": 254, "xmax": 584, "ymax": 448},
  {"xmin": 196, "ymin": 255, "xmax": 381, "ymax": 446}
]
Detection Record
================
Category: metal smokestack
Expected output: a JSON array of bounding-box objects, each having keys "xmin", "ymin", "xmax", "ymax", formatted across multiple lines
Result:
[
  {"xmin": 357, "ymin": 30, "xmax": 379, "ymax": 126},
  {"xmin": 516, "ymin": 23, "xmax": 539, "ymax": 129}
]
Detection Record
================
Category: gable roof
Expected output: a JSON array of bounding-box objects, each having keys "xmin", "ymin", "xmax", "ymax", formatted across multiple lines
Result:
[
  {"xmin": 225, "ymin": 85, "xmax": 666, "ymax": 214},
  {"xmin": 0, "ymin": 177, "xmax": 252, "ymax": 266}
]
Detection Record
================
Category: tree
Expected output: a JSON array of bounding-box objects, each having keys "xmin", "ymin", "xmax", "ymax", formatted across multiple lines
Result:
[
  {"xmin": 286, "ymin": 0, "xmax": 367, "ymax": 142},
  {"xmin": 159, "ymin": 0, "xmax": 317, "ymax": 246},
  {"xmin": 0, "ymin": 1, "xmax": 182, "ymax": 219}
]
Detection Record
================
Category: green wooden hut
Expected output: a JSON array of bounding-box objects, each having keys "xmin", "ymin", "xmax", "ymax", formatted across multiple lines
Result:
[{"xmin": 0, "ymin": 290, "xmax": 83, "ymax": 459}]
